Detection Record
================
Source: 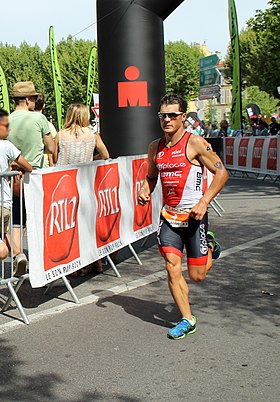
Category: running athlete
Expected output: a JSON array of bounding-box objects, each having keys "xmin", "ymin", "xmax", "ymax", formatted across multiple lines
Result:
[{"xmin": 137, "ymin": 94, "xmax": 228, "ymax": 340}]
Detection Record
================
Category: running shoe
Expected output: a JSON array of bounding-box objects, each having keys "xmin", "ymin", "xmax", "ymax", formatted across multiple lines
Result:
[
  {"xmin": 207, "ymin": 231, "xmax": 222, "ymax": 260},
  {"xmin": 167, "ymin": 316, "xmax": 197, "ymax": 340}
]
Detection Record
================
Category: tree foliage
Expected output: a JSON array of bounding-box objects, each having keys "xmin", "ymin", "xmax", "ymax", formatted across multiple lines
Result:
[
  {"xmin": 0, "ymin": 36, "xmax": 97, "ymax": 125},
  {"xmin": 165, "ymin": 41, "xmax": 203, "ymax": 104},
  {"xmin": 242, "ymin": 85, "xmax": 279, "ymax": 117},
  {"xmin": 225, "ymin": 0, "xmax": 280, "ymax": 98}
]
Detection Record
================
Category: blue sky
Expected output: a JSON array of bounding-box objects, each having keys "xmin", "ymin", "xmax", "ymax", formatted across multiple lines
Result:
[{"xmin": 1, "ymin": 0, "xmax": 269, "ymax": 57}]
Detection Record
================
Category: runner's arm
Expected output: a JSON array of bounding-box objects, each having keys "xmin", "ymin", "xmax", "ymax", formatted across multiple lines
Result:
[
  {"xmin": 137, "ymin": 140, "xmax": 159, "ymax": 206},
  {"xmin": 190, "ymin": 137, "xmax": 228, "ymax": 220}
]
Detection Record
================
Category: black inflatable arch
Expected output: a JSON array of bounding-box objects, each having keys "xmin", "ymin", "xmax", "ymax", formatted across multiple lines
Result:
[{"xmin": 97, "ymin": 0, "xmax": 184, "ymax": 158}]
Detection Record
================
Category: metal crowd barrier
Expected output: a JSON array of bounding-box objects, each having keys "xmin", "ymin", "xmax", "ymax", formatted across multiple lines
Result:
[
  {"xmin": 0, "ymin": 171, "xmax": 30, "ymax": 324},
  {"xmin": 0, "ymin": 170, "xmax": 144, "ymax": 326}
]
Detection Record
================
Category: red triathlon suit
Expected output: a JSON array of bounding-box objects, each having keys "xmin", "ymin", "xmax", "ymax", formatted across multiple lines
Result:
[{"xmin": 155, "ymin": 131, "xmax": 209, "ymax": 266}]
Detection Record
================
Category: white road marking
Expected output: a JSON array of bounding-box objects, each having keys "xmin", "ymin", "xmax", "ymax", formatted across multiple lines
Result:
[{"xmin": 1, "ymin": 230, "xmax": 280, "ymax": 334}]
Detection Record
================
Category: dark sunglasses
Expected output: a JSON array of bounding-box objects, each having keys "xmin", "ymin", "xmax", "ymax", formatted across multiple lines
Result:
[
  {"xmin": 0, "ymin": 123, "xmax": 9, "ymax": 128},
  {"xmin": 158, "ymin": 112, "xmax": 183, "ymax": 119}
]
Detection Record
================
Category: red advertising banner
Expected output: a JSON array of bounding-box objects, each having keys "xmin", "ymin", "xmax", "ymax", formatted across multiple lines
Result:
[
  {"xmin": 225, "ymin": 138, "xmax": 235, "ymax": 166},
  {"xmin": 238, "ymin": 138, "xmax": 249, "ymax": 167},
  {"xmin": 94, "ymin": 163, "xmax": 121, "ymax": 248},
  {"xmin": 267, "ymin": 138, "xmax": 277, "ymax": 171},
  {"xmin": 43, "ymin": 170, "xmax": 80, "ymax": 271},
  {"xmin": 252, "ymin": 138, "xmax": 265, "ymax": 169},
  {"xmin": 132, "ymin": 158, "xmax": 152, "ymax": 231}
]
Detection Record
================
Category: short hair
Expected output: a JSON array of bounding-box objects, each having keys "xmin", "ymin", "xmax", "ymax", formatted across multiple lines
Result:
[
  {"xmin": 14, "ymin": 97, "xmax": 26, "ymax": 106},
  {"xmin": 63, "ymin": 104, "xmax": 90, "ymax": 130},
  {"xmin": 35, "ymin": 93, "xmax": 45, "ymax": 111},
  {"xmin": 159, "ymin": 94, "xmax": 187, "ymax": 113},
  {"xmin": 0, "ymin": 108, "xmax": 9, "ymax": 121}
]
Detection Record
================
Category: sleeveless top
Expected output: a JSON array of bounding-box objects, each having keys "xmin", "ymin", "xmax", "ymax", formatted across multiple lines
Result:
[
  {"xmin": 56, "ymin": 127, "xmax": 96, "ymax": 166},
  {"xmin": 155, "ymin": 131, "xmax": 203, "ymax": 211}
]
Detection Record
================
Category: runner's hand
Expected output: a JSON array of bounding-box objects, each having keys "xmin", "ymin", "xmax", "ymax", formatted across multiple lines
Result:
[
  {"xmin": 190, "ymin": 199, "xmax": 208, "ymax": 220},
  {"xmin": 137, "ymin": 189, "xmax": 150, "ymax": 206}
]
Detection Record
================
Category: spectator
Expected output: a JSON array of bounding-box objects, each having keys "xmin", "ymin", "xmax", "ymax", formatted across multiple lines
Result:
[
  {"xmin": 0, "ymin": 108, "xmax": 32, "ymax": 269},
  {"xmin": 257, "ymin": 114, "xmax": 269, "ymax": 129},
  {"xmin": 56, "ymin": 103, "xmax": 109, "ymax": 275},
  {"xmin": 256, "ymin": 121, "xmax": 269, "ymax": 136},
  {"xmin": 203, "ymin": 121, "xmax": 211, "ymax": 137},
  {"xmin": 208, "ymin": 123, "xmax": 219, "ymax": 137},
  {"xmin": 241, "ymin": 116, "xmax": 246, "ymax": 132},
  {"xmin": 269, "ymin": 117, "xmax": 280, "ymax": 136},
  {"xmin": 34, "ymin": 94, "xmax": 57, "ymax": 166},
  {"xmin": 8, "ymin": 81, "xmax": 56, "ymax": 274},
  {"xmin": 233, "ymin": 129, "xmax": 243, "ymax": 137},
  {"xmin": 217, "ymin": 120, "xmax": 234, "ymax": 137},
  {"xmin": 247, "ymin": 119, "xmax": 258, "ymax": 136}
]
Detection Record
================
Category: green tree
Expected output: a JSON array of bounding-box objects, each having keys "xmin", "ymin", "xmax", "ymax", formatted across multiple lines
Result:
[
  {"xmin": 243, "ymin": 86, "xmax": 278, "ymax": 117},
  {"xmin": 165, "ymin": 41, "xmax": 203, "ymax": 104},
  {"xmin": 225, "ymin": 0, "xmax": 280, "ymax": 98},
  {"xmin": 0, "ymin": 37, "xmax": 98, "ymax": 125},
  {"xmin": 0, "ymin": 42, "xmax": 46, "ymax": 112}
]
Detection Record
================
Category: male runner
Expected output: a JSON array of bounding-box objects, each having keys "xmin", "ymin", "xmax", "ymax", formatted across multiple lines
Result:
[{"xmin": 137, "ymin": 94, "xmax": 228, "ymax": 339}]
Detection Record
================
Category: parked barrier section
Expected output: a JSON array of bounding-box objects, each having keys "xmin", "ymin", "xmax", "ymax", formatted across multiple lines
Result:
[{"xmin": 223, "ymin": 136, "xmax": 280, "ymax": 179}]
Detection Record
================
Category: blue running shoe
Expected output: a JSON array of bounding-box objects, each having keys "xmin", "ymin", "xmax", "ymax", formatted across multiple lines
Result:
[
  {"xmin": 167, "ymin": 316, "xmax": 197, "ymax": 340},
  {"xmin": 207, "ymin": 231, "xmax": 222, "ymax": 260}
]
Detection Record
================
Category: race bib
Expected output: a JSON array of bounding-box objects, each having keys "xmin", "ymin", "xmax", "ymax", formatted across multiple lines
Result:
[{"xmin": 161, "ymin": 206, "xmax": 191, "ymax": 228}]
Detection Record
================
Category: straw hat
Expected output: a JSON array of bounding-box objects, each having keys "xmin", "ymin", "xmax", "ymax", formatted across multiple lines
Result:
[{"xmin": 11, "ymin": 81, "xmax": 39, "ymax": 97}]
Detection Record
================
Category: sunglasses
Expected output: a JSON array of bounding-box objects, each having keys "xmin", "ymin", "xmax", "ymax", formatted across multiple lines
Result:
[
  {"xmin": 0, "ymin": 123, "xmax": 9, "ymax": 128},
  {"xmin": 158, "ymin": 112, "xmax": 183, "ymax": 119}
]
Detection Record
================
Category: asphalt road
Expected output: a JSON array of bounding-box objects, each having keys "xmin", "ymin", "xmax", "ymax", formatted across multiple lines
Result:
[{"xmin": 0, "ymin": 176, "xmax": 279, "ymax": 402}]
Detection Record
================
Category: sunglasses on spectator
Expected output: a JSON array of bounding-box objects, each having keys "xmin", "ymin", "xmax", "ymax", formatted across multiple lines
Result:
[
  {"xmin": 0, "ymin": 123, "xmax": 9, "ymax": 128},
  {"xmin": 158, "ymin": 112, "xmax": 183, "ymax": 119}
]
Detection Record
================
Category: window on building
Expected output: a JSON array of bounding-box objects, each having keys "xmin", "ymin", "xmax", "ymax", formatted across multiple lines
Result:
[
  {"xmin": 225, "ymin": 108, "xmax": 231, "ymax": 120},
  {"xmin": 220, "ymin": 89, "xmax": 225, "ymax": 104},
  {"xmin": 216, "ymin": 109, "xmax": 222, "ymax": 122},
  {"xmin": 225, "ymin": 89, "xmax": 231, "ymax": 104}
]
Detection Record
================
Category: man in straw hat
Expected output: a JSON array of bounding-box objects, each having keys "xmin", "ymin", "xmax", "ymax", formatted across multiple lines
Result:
[{"xmin": 8, "ymin": 81, "xmax": 56, "ymax": 275}]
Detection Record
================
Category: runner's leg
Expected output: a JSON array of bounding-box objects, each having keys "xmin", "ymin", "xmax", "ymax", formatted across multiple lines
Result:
[
  {"xmin": 157, "ymin": 219, "xmax": 192, "ymax": 320},
  {"xmin": 164, "ymin": 252, "xmax": 192, "ymax": 320},
  {"xmin": 186, "ymin": 214, "xmax": 209, "ymax": 282}
]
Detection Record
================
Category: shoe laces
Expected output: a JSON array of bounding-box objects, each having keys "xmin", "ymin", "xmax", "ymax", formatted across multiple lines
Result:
[{"xmin": 176, "ymin": 318, "xmax": 191, "ymax": 330}]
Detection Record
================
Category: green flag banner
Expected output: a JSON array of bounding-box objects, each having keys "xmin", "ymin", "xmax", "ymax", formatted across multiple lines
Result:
[
  {"xmin": 49, "ymin": 26, "xmax": 65, "ymax": 130},
  {"xmin": 86, "ymin": 47, "xmax": 97, "ymax": 108},
  {"xmin": 0, "ymin": 65, "xmax": 10, "ymax": 113},
  {"xmin": 228, "ymin": 0, "xmax": 242, "ymax": 130}
]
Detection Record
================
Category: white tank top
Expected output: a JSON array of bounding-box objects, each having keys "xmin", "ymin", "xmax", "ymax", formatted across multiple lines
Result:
[{"xmin": 56, "ymin": 127, "xmax": 96, "ymax": 166}]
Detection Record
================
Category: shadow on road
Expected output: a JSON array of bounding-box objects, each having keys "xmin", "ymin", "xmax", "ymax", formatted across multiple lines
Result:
[{"xmin": 0, "ymin": 337, "xmax": 142, "ymax": 401}]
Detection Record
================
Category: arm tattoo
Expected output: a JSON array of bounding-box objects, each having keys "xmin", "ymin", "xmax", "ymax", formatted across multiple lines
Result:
[{"xmin": 214, "ymin": 162, "xmax": 223, "ymax": 170}]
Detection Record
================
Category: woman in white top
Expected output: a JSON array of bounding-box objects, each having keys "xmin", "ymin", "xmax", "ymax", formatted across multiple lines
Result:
[
  {"xmin": 56, "ymin": 103, "xmax": 109, "ymax": 275},
  {"xmin": 56, "ymin": 103, "xmax": 109, "ymax": 165}
]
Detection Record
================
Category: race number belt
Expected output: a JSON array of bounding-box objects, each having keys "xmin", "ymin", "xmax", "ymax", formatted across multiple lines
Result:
[{"xmin": 161, "ymin": 204, "xmax": 191, "ymax": 228}]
